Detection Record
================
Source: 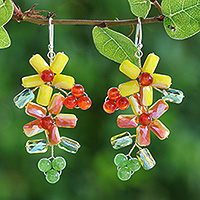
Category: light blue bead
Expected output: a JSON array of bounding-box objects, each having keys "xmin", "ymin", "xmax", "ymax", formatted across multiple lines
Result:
[
  {"xmin": 162, "ymin": 88, "xmax": 184, "ymax": 104},
  {"xmin": 13, "ymin": 89, "xmax": 35, "ymax": 109},
  {"xmin": 26, "ymin": 139, "xmax": 48, "ymax": 154}
]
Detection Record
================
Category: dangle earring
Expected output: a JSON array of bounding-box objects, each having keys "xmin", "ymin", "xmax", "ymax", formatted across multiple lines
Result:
[
  {"xmin": 13, "ymin": 17, "xmax": 91, "ymax": 184},
  {"xmin": 103, "ymin": 18, "xmax": 184, "ymax": 181}
]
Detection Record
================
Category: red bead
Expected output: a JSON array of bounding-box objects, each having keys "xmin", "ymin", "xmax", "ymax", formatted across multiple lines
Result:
[
  {"xmin": 139, "ymin": 73, "xmax": 153, "ymax": 86},
  {"xmin": 103, "ymin": 100, "xmax": 116, "ymax": 113},
  {"xmin": 64, "ymin": 96, "xmax": 78, "ymax": 109},
  {"xmin": 40, "ymin": 116, "xmax": 54, "ymax": 130},
  {"xmin": 107, "ymin": 87, "xmax": 120, "ymax": 100},
  {"xmin": 41, "ymin": 69, "xmax": 54, "ymax": 82},
  {"xmin": 77, "ymin": 96, "xmax": 92, "ymax": 110},
  {"xmin": 138, "ymin": 113, "xmax": 152, "ymax": 126},
  {"xmin": 116, "ymin": 97, "xmax": 129, "ymax": 110},
  {"xmin": 71, "ymin": 84, "xmax": 84, "ymax": 97}
]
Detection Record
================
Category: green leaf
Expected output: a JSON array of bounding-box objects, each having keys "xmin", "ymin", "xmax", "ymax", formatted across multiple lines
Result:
[
  {"xmin": 92, "ymin": 26, "xmax": 139, "ymax": 65},
  {"xmin": 161, "ymin": 0, "xmax": 200, "ymax": 40},
  {"xmin": 0, "ymin": 26, "xmax": 11, "ymax": 48},
  {"xmin": 0, "ymin": 0, "xmax": 14, "ymax": 26},
  {"xmin": 127, "ymin": 0, "xmax": 151, "ymax": 19}
]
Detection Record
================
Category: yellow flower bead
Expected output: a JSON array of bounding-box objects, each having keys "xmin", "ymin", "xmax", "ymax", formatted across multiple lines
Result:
[
  {"xmin": 52, "ymin": 74, "xmax": 75, "ymax": 90},
  {"xmin": 129, "ymin": 95, "xmax": 142, "ymax": 115},
  {"xmin": 36, "ymin": 84, "xmax": 53, "ymax": 106},
  {"xmin": 141, "ymin": 86, "xmax": 153, "ymax": 106},
  {"xmin": 152, "ymin": 73, "xmax": 172, "ymax": 89},
  {"xmin": 22, "ymin": 75, "xmax": 43, "ymax": 88}
]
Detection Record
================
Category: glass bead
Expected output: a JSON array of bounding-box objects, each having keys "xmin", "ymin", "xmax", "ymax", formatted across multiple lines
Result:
[
  {"xmin": 38, "ymin": 158, "xmax": 52, "ymax": 172},
  {"xmin": 107, "ymin": 87, "xmax": 120, "ymax": 100},
  {"xmin": 139, "ymin": 73, "xmax": 153, "ymax": 86},
  {"xmin": 71, "ymin": 84, "xmax": 84, "ymax": 98},
  {"xmin": 119, "ymin": 60, "xmax": 140, "ymax": 79},
  {"xmin": 77, "ymin": 96, "xmax": 92, "ymax": 110},
  {"xmin": 129, "ymin": 94, "xmax": 142, "ymax": 115},
  {"xmin": 26, "ymin": 139, "xmax": 48, "ymax": 154},
  {"xmin": 117, "ymin": 115, "xmax": 138, "ymax": 128},
  {"xmin": 136, "ymin": 126, "xmax": 150, "ymax": 146},
  {"xmin": 118, "ymin": 80, "xmax": 139, "ymax": 97},
  {"xmin": 110, "ymin": 132, "xmax": 133, "ymax": 150},
  {"xmin": 40, "ymin": 69, "xmax": 54, "ymax": 82},
  {"xmin": 50, "ymin": 52, "xmax": 69, "ymax": 74},
  {"xmin": 148, "ymin": 99, "xmax": 169, "ymax": 119},
  {"xmin": 116, "ymin": 97, "xmax": 129, "ymax": 110},
  {"xmin": 25, "ymin": 102, "xmax": 47, "ymax": 119},
  {"xmin": 46, "ymin": 169, "xmax": 60, "ymax": 184},
  {"xmin": 13, "ymin": 89, "xmax": 35, "ymax": 109},
  {"xmin": 41, "ymin": 116, "xmax": 54, "ymax": 130},
  {"xmin": 55, "ymin": 114, "xmax": 77, "ymax": 128},
  {"xmin": 48, "ymin": 93, "xmax": 65, "ymax": 114},
  {"xmin": 36, "ymin": 84, "xmax": 53, "ymax": 106},
  {"xmin": 140, "ymin": 86, "xmax": 153, "ymax": 106},
  {"xmin": 162, "ymin": 88, "xmax": 184, "ymax": 104},
  {"xmin": 152, "ymin": 73, "xmax": 172, "ymax": 89},
  {"xmin": 150, "ymin": 119, "xmax": 170, "ymax": 140},
  {"xmin": 127, "ymin": 158, "xmax": 141, "ymax": 172},
  {"xmin": 23, "ymin": 119, "xmax": 44, "ymax": 137},
  {"xmin": 136, "ymin": 148, "xmax": 156, "ymax": 170},
  {"xmin": 46, "ymin": 125, "xmax": 61, "ymax": 145},
  {"xmin": 114, "ymin": 153, "xmax": 128, "ymax": 168},
  {"xmin": 138, "ymin": 113, "xmax": 152, "ymax": 126},
  {"xmin": 52, "ymin": 74, "xmax": 75, "ymax": 90},
  {"xmin": 142, "ymin": 53, "xmax": 159, "ymax": 74},
  {"xmin": 29, "ymin": 54, "xmax": 49, "ymax": 74},
  {"xmin": 117, "ymin": 167, "xmax": 131, "ymax": 181},
  {"xmin": 57, "ymin": 137, "xmax": 81, "ymax": 154},
  {"xmin": 22, "ymin": 75, "xmax": 43, "ymax": 88},
  {"xmin": 103, "ymin": 100, "xmax": 116, "ymax": 113},
  {"xmin": 64, "ymin": 96, "xmax": 78, "ymax": 109},
  {"xmin": 52, "ymin": 157, "xmax": 67, "ymax": 171}
]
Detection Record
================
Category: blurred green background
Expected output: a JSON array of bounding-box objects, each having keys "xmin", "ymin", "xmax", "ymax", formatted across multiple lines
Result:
[{"xmin": 0, "ymin": 0, "xmax": 200, "ymax": 199}]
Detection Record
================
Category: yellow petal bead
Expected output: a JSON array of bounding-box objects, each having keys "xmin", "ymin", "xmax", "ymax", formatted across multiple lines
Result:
[
  {"xmin": 129, "ymin": 95, "xmax": 142, "ymax": 115},
  {"xmin": 141, "ymin": 86, "xmax": 153, "ymax": 106},
  {"xmin": 22, "ymin": 75, "xmax": 43, "ymax": 88},
  {"xmin": 119, "ymin": 60, "xmax": 140, "ymax": 79},
  {"xmin": 152, "ymin": 73, "xmax": 172, "ymax": 89},
  {"xmin": 118, "ymin": 80, "xmax": 139, "ymax": 97},
  {"xmin": 50, "ymin": 53, "xmax": 69, "ymax": 74},
  {"xmin": 52, "ymin": 74, "xmax": 75, "ymax": 90},
  {"xmin": 29, "ymin": 54, "xmax": 49, "ymax": 74},
  {"xmin": 36, "ymin": 85, "xmax": 53, "ymax": 106},
  {"xmin": 142, "ymin": 53, "xmax": 159, "ymax": 74}
]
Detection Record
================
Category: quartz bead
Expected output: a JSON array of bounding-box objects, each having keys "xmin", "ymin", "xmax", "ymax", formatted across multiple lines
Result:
[
  {"xmin": 116, "ymin": 97, "xmax": 129, "ymax": 110},
  {"xmin": 136, "ymin": 126, "xmax": 150, "ymax": 146},
  {"xmin": 48, "ymin": 93, "xmax": 65, "ymax": 114},
  {"xmin": 26, "ymin": 102, "xmax": 46, "ymax": 119},
  {"xmin": 142, "ymin": 53, "xmax": 159, "ymax": 74},
  {"xmin": 38, "ymin": 158, "xmax": 52, "ymax": 172},
  {"xmin": 129, "ymin": 94, "xmax": 142, "ymax": 115},
  {"xmin": 117, "ymin": 167, "xmax": 131, "ymax": 181},
  {"xmin": 117, "ymin": 115, "xmax": 138, "ymax": 128},
  {"xmin": 118, "ymin": 80, "xmax": 139, "ymax": 97},
  {"xmin": 107, "ymin": 87, "xmax": 120, "ymax": 100},
  {"xmin": 64, "ymin": 95, "xmax": 78, "ymax": 109},
  {"xmin": 22, "ymin": 75, "xmax": 43, "ymax": 88},
  {"xmin": 139, "ymin": 73, "xmax": 153, "ymax": 86},
  {"xmin": 103, "ymin": 100, "xmax": 116, "ymax": 113},
  {"xmin": 110, "ymin": 132, "xmax": 133, "ymax": 150},
  {"xmin": 141, "ymin": 86, "xmax": 153, "ymax": 106},
  {"xmin": 71, "ymin": 84, "xmax": 84, "ymax": 98},
  {"xmin": 136, "ymin": 148, "xmax": 156, "ymax": 170},
  {"xmin": 152, "ymin": 73, "xmax": 172, "ymax": 89},
  {"xmin": 77, "ymin": 96, "xmax": 92, "ymax": 110},
  {"xmin": 41, "ymin": 69, "xmax": 54, "ymax": 82},
  {"xmin": 127, "ymin": 158, "xmax": 141, "ymax": 172},
  {"xmin": 57, "ymin": 137, "xmax": 81, "ymax": 154},
  {"xmin": 52, "ymin": 157, "xmax": 67, "ymax": 171},
  {"xmin": 41, "ymin": 116, "xmax": 54, "ymax": 130},
  {"xmin": 13, "ymin": 89, "xmax": 35, "ymax": 109},
  {"xmin": 55, "ymin": 114, "xmax": 77, "ymax": 128},
  {"xmin": 162, "ymin": 88, "xmax": 184, "ymax": 104},
  {"xmin": 46, "ymin": 125, "xmax": 61, "ymax": 145},
  {"xmin": 114, "ymin": 153, "xmax": 128, "ymax": 168},
  {"xmin": 52, "ymin": 74, "xmax": 75, "ymax": 90},
  {"xmin": 26, "ymin": 139, "xmax": 48, "ymax": 154},
  {"xmin": 138, "ymin": 113, "xmax": 152, "ymax": 126},
  {"xmin": 46, "ymin": 169, "xmax": 60, "ymax": 184}
]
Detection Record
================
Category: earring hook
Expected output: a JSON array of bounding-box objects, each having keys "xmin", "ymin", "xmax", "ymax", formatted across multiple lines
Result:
[
  {"xmin": 135, "ymin": 17, "xmax": 143, "ymax": 59},
  {"xmin": 47, "ymin": 17, "xmax": 55, "ymax": 63}
]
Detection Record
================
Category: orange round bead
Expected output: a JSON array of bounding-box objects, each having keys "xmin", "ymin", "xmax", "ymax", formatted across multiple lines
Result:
[
  {"xmin": 77, "ymin": 96, "xmax": 92, "ymax": 110},
  {"xmin": 138, "ymin": 113, "xmax": 152, "ymax": 126},
  {"xmin": 139, "ymin": 73, "xmax": 153, "ymax": 86},
  {"xmin": 107, "ymin": 87, "xmax": 121, "ymax": 100},
  {"xmin": 103, "ymin": 100, "xmax": 117, "ymax": 113},
  {"xmin": 64, "ymin": 96, "xmax": 78, "ymax": 109},
  {"xmin": 41, "ymin": 116, "xmax": 54, "ymax": 130},
  {"xmin": 41, "ymin": 69, "xmax": 54, "ymax": 82},
  {"xmin": 71, "ymin": 84, "xmax": 84, "ymax": 98},
  {"xmin": 116, "ymin": 97, "xmax": 129, "ymax": 110}
]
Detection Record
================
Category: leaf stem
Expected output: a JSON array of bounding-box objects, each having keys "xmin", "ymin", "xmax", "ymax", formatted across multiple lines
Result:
[{"xmin": 150, "ymin": 0, "xmax": 163, "ymax": 14}]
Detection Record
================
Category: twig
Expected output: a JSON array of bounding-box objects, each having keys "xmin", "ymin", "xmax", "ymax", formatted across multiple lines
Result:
[{"xmin": 150, "ymin": 0, "xmax": 163, "ymax": 14}]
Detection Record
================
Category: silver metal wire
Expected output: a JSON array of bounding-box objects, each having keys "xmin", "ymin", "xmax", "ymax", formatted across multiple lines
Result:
[
  {"xmin": 135, "ymin": 17, "xmax": 143, "ymax": 59},
  {"xmin": 47, "ymin": 17, "xmax": 55, "ymax": 62}
]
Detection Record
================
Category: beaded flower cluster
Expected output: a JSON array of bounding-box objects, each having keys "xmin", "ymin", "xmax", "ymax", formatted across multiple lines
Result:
[
  {"xmin": 14, "ymin": 52, "xmax": 91, "ymax": 184},
  {"xmin": 103, "ymin": 53, "xmax": 184, "ymax": 181}
]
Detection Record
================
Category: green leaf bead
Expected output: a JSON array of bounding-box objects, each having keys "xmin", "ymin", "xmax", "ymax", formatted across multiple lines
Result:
[
  {"xmin": 114, "ymin": 153, "xmax": 128, "ymax": 168},
  {"xmin": 46, "ymin": 169, "xmax": 60, "ymax": 184},
  {"xmin": 117, "ymin": 167, "xmax": 131, "ymax": 181},
  {"xmin": 38, "ymin": 158, "xmax": 51, "ymax": 172},
  {"xmin": 52, "ymin": 157, "xmax": 67, "ymax": 171},
  {"xmin": 127, "ymin": 158, "xmax": 141, "ymax": 172}
]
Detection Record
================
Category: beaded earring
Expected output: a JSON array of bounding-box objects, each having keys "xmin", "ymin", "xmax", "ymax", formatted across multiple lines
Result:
[
  {"xmin": 13, "ymin": 18, "xmax": 91, "ymax": 184},
  {"xmin": 103, "ymin": 18, "xmax": 184, "ymax": 181}
]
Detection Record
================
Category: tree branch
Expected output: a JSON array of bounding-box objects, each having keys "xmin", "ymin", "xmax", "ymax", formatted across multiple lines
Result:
[{"xmin": 12, "ymin": 14, "xmax": 163, "ymax": 27}]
